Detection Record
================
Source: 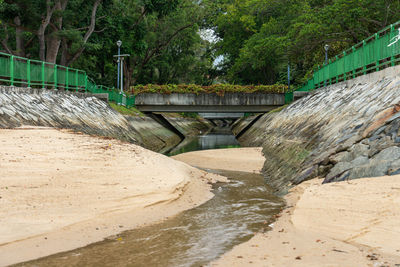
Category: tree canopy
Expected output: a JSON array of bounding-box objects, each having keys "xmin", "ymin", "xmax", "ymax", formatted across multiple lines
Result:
[{"xmin": 1, "ymin": 0, "xmax": 399, "ymax": 88}]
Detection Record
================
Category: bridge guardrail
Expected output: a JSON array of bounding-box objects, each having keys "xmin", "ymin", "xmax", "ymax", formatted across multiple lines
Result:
[
  {"xmin": 0, "ymin": 52, "xmax": 135, "ymax": 108},
  {"xmin": 297, "ymin": 20, "xmax": 400, "ymax": 92}
]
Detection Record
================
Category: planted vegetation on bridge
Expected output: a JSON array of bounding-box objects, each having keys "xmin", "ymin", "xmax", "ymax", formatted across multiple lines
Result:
[{"xmin": 130, "ymin": 84, "xmax": 288, "ymax": 95}]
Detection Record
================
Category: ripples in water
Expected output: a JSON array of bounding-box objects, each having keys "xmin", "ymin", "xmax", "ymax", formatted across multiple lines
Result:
[{"xmin": 20, "ymin": 170, "xmax": 283, "ymax": 267}]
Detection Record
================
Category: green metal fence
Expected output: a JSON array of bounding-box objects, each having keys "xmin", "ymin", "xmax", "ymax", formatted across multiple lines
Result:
[
  {"xmin": 0, "ymin": 52, "xmax": 87, "ymax": 91},
  {"xmin": 297, "ymin": 21, "xmax": 400, "ymax": 92},
  {"xmin": 0, "ymin": 52, "xmax": 135, "ymax": 108}
]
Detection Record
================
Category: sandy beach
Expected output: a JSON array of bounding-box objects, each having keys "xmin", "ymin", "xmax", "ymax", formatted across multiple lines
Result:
[
  {"xmin": 172, "ymin": 147, "xmax": 265, "ymax": 173},
  {"xmin": 0, "ymin": 127, "xmax": 226, "ymax": 266},
  {"xmin": 212, "ymin": 176, "xmax": 400, "ymax": 266}
]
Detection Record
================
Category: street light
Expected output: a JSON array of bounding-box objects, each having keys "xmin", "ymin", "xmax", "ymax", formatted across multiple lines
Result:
[
  {"xmin": 324, "ymin": 44, "xmax": 330, "ymax": 87},
  {"xmin": 117, "ymin": 40, "xmax": 122, "ymax": 89}
]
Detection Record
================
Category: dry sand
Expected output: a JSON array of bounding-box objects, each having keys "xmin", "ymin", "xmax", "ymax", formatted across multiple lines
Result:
[
  {"xmin": 0, "ymin": 127, "xmax": 226, "ymax": 266},
  {"xmin": 172, "ymin": 147, "xmax": 265, "ymax": 173},
  {"xmin": 212, "ymin": 176, "xmax": 400, "ymax": 267}
]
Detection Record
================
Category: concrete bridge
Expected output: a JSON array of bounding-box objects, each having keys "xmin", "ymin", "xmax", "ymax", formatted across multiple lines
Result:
[{"xmin": 135, "ymin": 92, "xmax": 285, "ymax": 113}]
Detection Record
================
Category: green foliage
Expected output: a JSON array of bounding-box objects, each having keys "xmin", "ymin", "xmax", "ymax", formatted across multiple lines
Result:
[
  {"xmin": 178, "ymin": 112, "xmax": 200, "ymax": 119},
  {"xmin": 131, "ymin": 83, "xmax": 288, "ymax": 95},
  {"xmin": 2, "ymin": 0, "xmax": 400, "ymax": 89},
  {"xmin": 208, "ymin": 0, "xmax": 400, "ymax": 86},
  {"xmin": 269, "ymin": 104, "xmax": 288, "ymax": 113},
  {"xmin": 108, "ymin": 102, "xmax": 144, "ymax": 117}
]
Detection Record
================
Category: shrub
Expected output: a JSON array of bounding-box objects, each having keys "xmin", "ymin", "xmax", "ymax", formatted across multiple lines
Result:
[{"xmin": 130, "ymin": 84, "xmax": 288, "ymax": 95}]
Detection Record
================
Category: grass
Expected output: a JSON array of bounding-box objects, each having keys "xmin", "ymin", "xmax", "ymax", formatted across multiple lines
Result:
[
  {"xmin": 109, "ymin": 102, "xmax": 144, "ymax": 117},
  {"xmin": 269, "ymin": 104, "xmax": 289, "ymax": 113}
]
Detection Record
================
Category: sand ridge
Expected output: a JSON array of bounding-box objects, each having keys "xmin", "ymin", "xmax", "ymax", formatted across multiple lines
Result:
[
  {"xmin": 0, "ymin": 127, "xmax": 226, "ymax": 266},
  {"xmin": 212, "ymin": 177, "xmax": 400, "ymax": 266},
  {"xmin": 172, "ymin": 147, "xmax": 265, "ymax": 173}
]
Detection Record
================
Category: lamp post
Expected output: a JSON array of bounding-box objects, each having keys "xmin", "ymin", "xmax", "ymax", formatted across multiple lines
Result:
[
  {"xmin": 324, "ymin": 44, "xmax": 330, "ymax": 87},
  {"xmin": 117, "ymin": 40, "xmax": 122, "ymax": 89},
  {"xmin": 113, "ymin": 53, "xmax": 130, "ymax": 105}
]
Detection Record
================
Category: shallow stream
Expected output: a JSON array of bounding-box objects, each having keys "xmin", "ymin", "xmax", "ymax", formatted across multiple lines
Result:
[{"xmin": 19, "ymin": 130, "xmax": 284, "ymax": 267}]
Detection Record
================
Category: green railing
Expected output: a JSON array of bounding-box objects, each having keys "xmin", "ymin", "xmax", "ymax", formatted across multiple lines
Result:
[
  {"xmin": 297, "ymin": 21, "xmax": 400, "ymax": 92},
  {"xmin": 0, "ymin": 52, "xmax": 87, "ymax": 91},
  {"xmin": 88, "ymin": 79, "xmax": 135, "ymax": 107},
  {"xmin": 0, "ymin": 52, "xmax": 135, "ymax": 108}
]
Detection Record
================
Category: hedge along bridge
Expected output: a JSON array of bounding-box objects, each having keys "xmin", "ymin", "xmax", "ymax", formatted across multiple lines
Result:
[{"xmin": 296, "ymin": 20, "xmax": 400, "ymax": 93}]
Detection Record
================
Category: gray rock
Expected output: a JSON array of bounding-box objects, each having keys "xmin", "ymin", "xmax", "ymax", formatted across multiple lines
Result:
[
  {"xmin": 368, "ymin": 134, "xmax": 384, "ymax": 142},
  {"xmin": 292, "ymin": 165, "xmax": 318, "ymax": 185},
  {"xmin": 368, "ymin": 136, "xmax": 395, "ymax": 157},
  {"xmin": 347, "ymin": 160, "xmax": 391, "ymax": 180},
  {"xmin": 337, "ymin": 170, "xmax": 350, "ymax": 181},
  {"xmin": 349, "ymin": 143, "xmax": 370, "ymax": 159},
  {"xmin": 386, "ymin": 112, "xmax": 400, "ymax": 124},
  {"xmin": 350, "ymin": 156, "xmax": 369, "ymax": 166},
  {"xmin": 372, "ymin": 125, "xmax": 387, "ymax": 136},
  {"xmin": 329, "ymin": 151, "xmax": 352, "ymax": 164},
  {"xmin": 325, "ymin": 162, "xmax": 353, "ymax": 182},
  {"xmin": 373, "ymin": 146, "xmax": 400, "ymax": 161}
]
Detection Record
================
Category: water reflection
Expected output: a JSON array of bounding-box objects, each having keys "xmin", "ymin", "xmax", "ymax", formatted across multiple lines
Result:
[{"xmin": 168, "ymin": 132, "xmax": 240, "ymax": 156}]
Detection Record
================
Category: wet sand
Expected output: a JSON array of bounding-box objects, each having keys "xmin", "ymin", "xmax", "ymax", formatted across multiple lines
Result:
[
  {"xmin": 0, "ymin": 127, "xmax": 226, "ymax": 266},
  {"xmin": 212, "ymin": 177, "xmax": 400, "ymax": 267}
]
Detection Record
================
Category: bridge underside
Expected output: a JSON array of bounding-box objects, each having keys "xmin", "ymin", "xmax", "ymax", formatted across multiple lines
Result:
[
  {"xmin": 136, "ymin": 105, "xmax": 278, "ymax": 113},
  {"xmin": 198, "ymin": 113, "xmax": 244, "ymax": 119}
]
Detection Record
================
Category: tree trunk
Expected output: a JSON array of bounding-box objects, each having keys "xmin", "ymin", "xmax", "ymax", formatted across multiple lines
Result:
[
  {"xmin": 38, "ymin": 0, "xmax": 56, "ymax": 61},
  {"xmin": 46, "ymin": 0, "xmax": 68, "ymax": 63},
  {"xmin": 14, "ymin": 17, "xmax": 25, "ymax": 57}
]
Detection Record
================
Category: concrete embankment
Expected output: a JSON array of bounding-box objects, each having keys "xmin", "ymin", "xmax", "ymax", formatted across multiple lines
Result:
[
  {"xmin": 234, "ymin": 65, "xmax": 400, "ymax": 193},
  {"xmin": 0, "ymin": 86, "xmax": 210, "ymax": 152}
]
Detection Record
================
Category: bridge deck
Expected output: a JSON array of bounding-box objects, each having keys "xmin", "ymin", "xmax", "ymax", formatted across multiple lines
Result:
[{"xmin": 135, "ymin": 92, "xmax": 285, "ymax": 113}]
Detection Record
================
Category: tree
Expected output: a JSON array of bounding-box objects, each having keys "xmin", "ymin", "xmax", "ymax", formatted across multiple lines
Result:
[
  {"xmin": 209, "ymin": 0, "xmax": 400, "ymax": 85},
  {"xmin": 0, "ymin": 0, "xmax": 105, "ymax": 64}
]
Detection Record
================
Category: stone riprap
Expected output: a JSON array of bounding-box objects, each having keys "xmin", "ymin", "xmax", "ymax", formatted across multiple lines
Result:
[
  {"xmin": 0, "ymin": 86, "xmax": 208, "ymax": 152},
  {"xmin": 238, "ymin": 65, "xmax": 400, "ymax": 193}
]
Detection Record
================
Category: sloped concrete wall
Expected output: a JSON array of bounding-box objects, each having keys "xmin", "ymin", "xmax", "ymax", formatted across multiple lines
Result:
[
  {"xmin": 0, "ymin": 87, "xmax": 193, "ymax": 152},
  {"xmin": 239, "ymin": 65, "xmax": 400, "ymax": 193}
]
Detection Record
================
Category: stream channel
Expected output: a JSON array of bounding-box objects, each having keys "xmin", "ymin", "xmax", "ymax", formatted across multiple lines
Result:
[{"xmin": 20, "ymin": 129, "xmax": 284, "ymax": 267}]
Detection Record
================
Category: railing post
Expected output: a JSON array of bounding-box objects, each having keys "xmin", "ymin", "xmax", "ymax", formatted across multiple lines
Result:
[
  {"xmin": 390, "ymin": 25, "xmax": 395, "ymax": 67},
  {"xmin": 85, "ymin": 72, "xmax": 88, "ymax": 92},
  {"xmin": 375, "ymin": 33, "xmax": 380, "ymax": 72},
  {"xmin": 343, "ymin": 51, "xmax": 347, "ymax": 81},
  {"xmin": 66, "ymin": 67, "xmax": 69, "ymax": 90},
  {"xmin": 363, "ymin": 41, "xmax": 367, "ymax": 75},
  {"xmin": 328, "ymin": 59, "xmax": 332, "ymax": 85},
  {"xmin": 352, "ymin": 46, "xmax": 356, "ymax": 79},
  {"xmin": 27, "ymin": 60, "xmax": 31, "ymax": 88},
  {"xmin": 41, "ymin": 61, "xmax": 45, "ymax": 89},
  {"xmin": 54, "ymin": 65, "xmax": 57, "ymax": 90},
  {"xmin": 335, "ymin": 56, "xmax": 339, "ymax": 83},
  {"xmin": 75, "ymin": 69, "xmax": 79, "ymax": 92},
  {"xmin": 10, "ymin": 55, "xmax": 14, "ymax": 86}
]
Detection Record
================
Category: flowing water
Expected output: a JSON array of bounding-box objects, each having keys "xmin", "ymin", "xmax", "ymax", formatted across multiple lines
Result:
[{"xmin": 19, "ymin": 130, "xmax": 284, "ymax": 267}]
